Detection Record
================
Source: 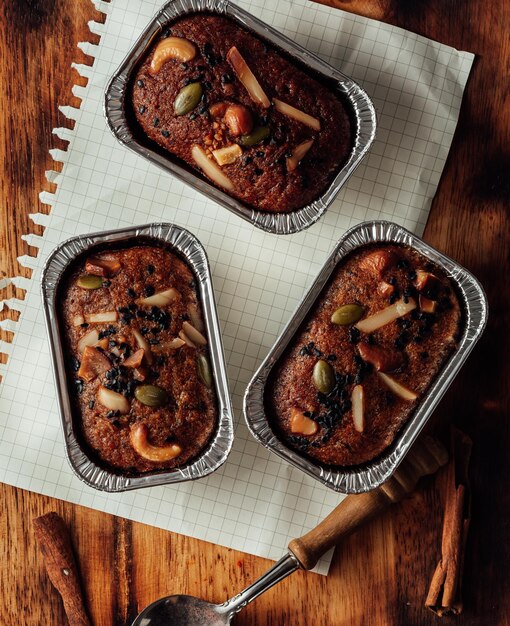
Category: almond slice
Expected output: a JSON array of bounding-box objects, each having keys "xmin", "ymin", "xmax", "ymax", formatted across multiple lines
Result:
[
  {"xmin": 77, "ymin": 329, "xmax": 100, "ymax": 355},
  {"xmin": 378, "ymin": 372, "xmax": 418, "ymax": 401},
  {"xmin": 289, "ymin": 407, "xmax": 318, "ymax": 436},
  {"xmin": 133, "ymin": 329, "xmax": 153, "ymax": 365},
  {"xmin": 84, "ymin": 311, "xmax": 118, "ymax": 324},
  {"xmin": 182, "ymin": 321, "xmax": 207, "ymax": 346},
  {"xmin": 72, "ymin": 314, "xmax": 85, "ymax": 327},
  {"xmin": 286, "ymin": 139, "xmax": 314, "ymax": 172},
  {"xmin": 188, "ymin": 304, "xmax": 204, "ymax": 332},
  {"xmin": 351, "ymin": 385, "xmax": 365, "ymax": 432},
  {"xmin": 212, "ymin": 144, "xmax": 243, "ymax": 166},
  {"xmin": 273, "ymin": 98, "xmax": 320, "ymax": 131},
  {"xmin": 226, "ymin": 46, "xmax": 270, "ymax": 108},
  {"xmin": 150, "ymin": 37, "xmax": 197, "ymax": 73},
  {"xmin": 191, "ymin": 145, "xmax": 235, "ymax": 191},
  {"xmin": 178, "ymin": 329, "xmax": 196, "ymax": 348},
  {"xmin": 152, "ymin": 337, "xmax": 186, "ymax": 353},
  {"xmin": 78, "ymin": 346, "xmax": 111, "ymax": 382},
  {"xmin": 355, "ymin": 298, "xmax": 416, "ymax": 334},
  {"xmin": 97, "ymin": 386, "xmax": 130, "ymax": 414},
  {"xmin": 419, "ymin": 294, "xmax": 437, "ymax": 313},
  {"xmin": 137, "ymin": 288, "xmax": 179, "ymax": 307},
  {"xmin": 123, "ymin": 348, "xmax": 145, "ymax": 369}
]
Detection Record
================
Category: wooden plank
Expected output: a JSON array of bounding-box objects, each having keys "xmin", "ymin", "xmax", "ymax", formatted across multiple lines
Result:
[{"xmin": 1, "ymin": 0, "xmax": 509, "ymax": 624}]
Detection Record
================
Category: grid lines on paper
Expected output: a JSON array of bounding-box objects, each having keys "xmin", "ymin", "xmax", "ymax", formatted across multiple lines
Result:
[{"xmin": 0, "ymin": 0, "xmax": 474, "ymax": 575}]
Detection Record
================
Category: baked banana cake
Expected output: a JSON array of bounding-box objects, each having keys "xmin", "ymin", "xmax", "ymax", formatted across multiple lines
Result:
[
  {"xmin": 131, "ymin": 12, "xmax": 353, "ymax": 213},
  {"xmin": 266, "ymin": 244, "xmax": 463, "ymax": 466},
  {"xmin": 60, "ymin": 244, "xmax": 216, "ymax": 473}
]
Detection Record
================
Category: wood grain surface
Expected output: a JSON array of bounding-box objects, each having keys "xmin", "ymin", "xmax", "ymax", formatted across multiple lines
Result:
[{"xmin": 1, "ymin": 0, "xmax": 509, "ymax": 624}]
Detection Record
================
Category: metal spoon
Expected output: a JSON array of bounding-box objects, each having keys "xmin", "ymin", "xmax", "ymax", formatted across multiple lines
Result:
[{"xmin": 132, "ymin": 436, "xmax": 448, "ymax": 626}]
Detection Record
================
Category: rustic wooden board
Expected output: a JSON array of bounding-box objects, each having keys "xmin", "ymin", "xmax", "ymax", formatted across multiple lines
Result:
[{"xmin": 1, "ymin": 0, "xmax": 509, "ymax": 624}]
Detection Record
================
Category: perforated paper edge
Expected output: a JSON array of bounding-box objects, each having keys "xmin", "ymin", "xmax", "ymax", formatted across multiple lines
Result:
[{"xmin": 0, "ymin": 0, "xmax": 111, "ymax": 379}]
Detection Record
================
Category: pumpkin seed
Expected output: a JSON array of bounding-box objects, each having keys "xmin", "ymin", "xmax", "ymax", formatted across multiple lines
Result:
[
  {"xmin": 312, "ymin": 359, "xmax": 335, "ymax": 393},
  {"xmin": 237, "ymin": 126, "xmax": 270, "ymax": 147},
  {"xmin": 174, "ymin": 82, "xmax": 202, "ymax": 116},
  {"xmin": 134, "ymin": 384, "xmax": 168, "ymax": 407},
  {"xmin": 197, "ymin": 354, "xmax": 213, "ymax": 389},
  {"xmin": 331, "ymin": 303, "xmax": 364, "ymax": 326},
  {"xmin": 76, "ymin": 274, "xmax": 103, "ymax": 289}
]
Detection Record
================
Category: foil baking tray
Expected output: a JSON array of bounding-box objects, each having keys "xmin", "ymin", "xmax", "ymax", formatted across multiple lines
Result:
[
  {"xmin": 244, "ymin": 220, "xmax": 488, "ymax": 493},
  {"xmin": 41, "ymin": 223, "xmax": 234, "ymax": 492},
  {"xmin": 104, "ymin": 0, "xmax": 376, "ymax": 235}
]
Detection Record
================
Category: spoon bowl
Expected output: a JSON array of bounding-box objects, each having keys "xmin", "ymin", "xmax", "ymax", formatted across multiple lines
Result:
[
  {"xmin": 132, "ymin": 595, "xmax": 228, "ymax": 626},
  {"xmin": 127, "ymin": 436, "xmax": 447, "ymax": 626}
]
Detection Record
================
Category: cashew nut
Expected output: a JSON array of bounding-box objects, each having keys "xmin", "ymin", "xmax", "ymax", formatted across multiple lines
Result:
[{"xmin": 130, "ymin": 423, "xmax": 182, "ymax": 462}]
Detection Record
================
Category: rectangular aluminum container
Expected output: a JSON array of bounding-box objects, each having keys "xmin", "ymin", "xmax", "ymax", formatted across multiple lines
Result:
[
  {"xmin": 41, "ymin": 223, "xmax": 234, "ymax": 492},
  {"xmin": 244, "ymin": 221, "xmax": 488, "ymax": 493},
  {"xmin": 104, "ymin": 0, "xmax": 376, "ymax": 235}
]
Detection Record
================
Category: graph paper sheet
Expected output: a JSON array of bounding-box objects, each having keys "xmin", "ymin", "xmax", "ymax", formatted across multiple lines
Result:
[{"xmin": 0, "ymin": 0, "xmax": 473, "ymax": 574}]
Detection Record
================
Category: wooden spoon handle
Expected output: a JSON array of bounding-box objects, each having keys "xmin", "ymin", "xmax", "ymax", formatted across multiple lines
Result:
[
  {"xmin": 33, "ymin": 512, "xmax": 92, "ymax": 626},
  {"xmin": 288, "ymin": 436, "xmax": 448, "ymax": 570}
]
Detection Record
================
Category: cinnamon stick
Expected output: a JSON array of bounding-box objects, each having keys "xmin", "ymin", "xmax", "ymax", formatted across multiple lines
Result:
[
  {"xmin": 33, "ymin": 512, "xmax": 92, "ymax": 626},
  {"xmin": 425, "ymin": 427, "xmax": 472, "ymax": 616}
]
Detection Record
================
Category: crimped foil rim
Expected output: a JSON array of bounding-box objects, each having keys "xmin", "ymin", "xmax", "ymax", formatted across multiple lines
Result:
[
  {"xmin": 104, "ymin": 0, "xmax": 377, "ymax": 235},
  {"xmin": 41, "ymin": 223, "xmax": 234, "ymax": 492},
  {"xmin": 243, "ymin": 220, "xmax": 488, "ymax": 493}
]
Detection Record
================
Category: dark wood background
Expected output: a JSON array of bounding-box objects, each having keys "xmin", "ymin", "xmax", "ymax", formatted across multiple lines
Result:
[{"xmin": 1, "ymin": 0, "xmax": 509, "ymax": 624}]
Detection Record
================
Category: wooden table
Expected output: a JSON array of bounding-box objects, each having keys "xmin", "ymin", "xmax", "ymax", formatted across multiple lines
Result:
[{"xmin": 1, "ymin": 0, "xmax": 508, "ymax": 624}]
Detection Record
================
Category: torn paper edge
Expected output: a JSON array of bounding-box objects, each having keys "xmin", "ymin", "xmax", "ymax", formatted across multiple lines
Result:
[{"xmin": 0, "ymin": 0, "xmax": 110, "ymax": 378}]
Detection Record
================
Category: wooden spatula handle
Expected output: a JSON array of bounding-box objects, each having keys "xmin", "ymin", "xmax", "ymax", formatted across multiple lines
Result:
[
  {"xmin": 33, "ymin": 512, "xmax": 92, "ymax": 626},
  {"xmin": 288, "ymin": 436, "xmax": 448, "ymax": 570}
]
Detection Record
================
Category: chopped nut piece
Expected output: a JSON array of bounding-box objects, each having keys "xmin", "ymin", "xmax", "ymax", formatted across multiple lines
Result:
[
  {"xmin": 358, "ymin": 249, "xmax": 399, "ymax": 277},
  {"xmin": 133, "ymin": 329, "xmax": 153, "ymax": 364},
  {"xmin": 378, "ymin": 281, "xmax": 395, "ymax": 297},
  {"xmin": 133, "ymin": 366, "xmax": 148, "ymax": 382},
  {"xmin": 188, "ymin": 304, "xmax": 205, "ymax": 332},
  {"xmin": 77, "ymin": 346, "xmax": 111, "ymax": 382},
  {"xmin": 226, "ymin": 46, "xmax": 270, "ymax": 108},
  {"xmin": 287, "ymin": 139, "xmax": 314, "ymax": 172},
  {"xmin": 209, "ymin": 101, "xmax": 230, "ymax": 119},
  {"xmin": 351, "ymin": 385, "xmax": 365, "ymax": 432},
  {"xmin": 77, "ymin": 329, "xmax": 100, "ymax": 355},
  {"xmin": 130, "ymin": 423, "xmax": 182, "ymax": 462},
  {"xmin": 123, "ymin": 348, "xmax": 145, "ymax": 368},
  {"xmin": 178, "ymin": 329, "xmax": 196, "ymax": 348},
  {"xmin": 419, "ymin": 294, "xmax": 437, "ymax": 313},
  {"xmin": 84, "ymin": 311, "xmax": 119, "ymax": 324},
  {"xmin": 191, "ymin": 144, "xmax": 235, "ymax": 191},
  {"xmin": 85, "ymin": 256, "xmax": 121, "ymax": 277},
  {"xmin": 273, "ymin": 98, "xmax": 320, "ymax": 131},
  {"xmin": 72, "ymin": 314, "xmax": 85, "ymax": 327},
  {"xmin": 150, "ymin": 36, "xmax": 197, "ymax": 73},
  {"xmin": 415, "ymin": 270, "xmax": 441, "ymax": 296},
  {"xmin": 358, "ymin": 342, "xmax": 405, "ymax": 372},
  {"xmin": 224, "ymin": 104, "xmax": 254, "ymax": 136},
  {"xmin": 212, "ymin": 144, "xmax": 243, "ymax": 166},
  {"xmin": 182, "ymin": 321, "xmax": 207, "ymax": 346},
  {"xmin": 97, "ymin": 385, "xmax": 130, "ymax": 414},
  {"xmin": 289, "ymin": 407, "xmax": 318, "ymax": 436},
  {"xmin": 137, "ymin": 288, "xmax": 179, "ymax": 307},
  {"xmin": 355, "ymin": 298, "xmax": 416, "ymax": 334},
  {"xmin": 378, "ymin": 372, "xmax": 418, "ymax": 401}
]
